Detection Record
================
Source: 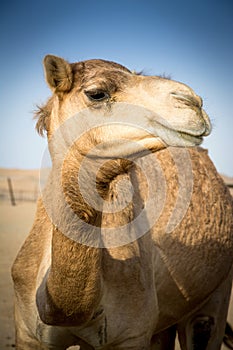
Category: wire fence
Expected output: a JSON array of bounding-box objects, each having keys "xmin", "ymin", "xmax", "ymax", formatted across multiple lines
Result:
[
  {"xmin": 0, "ymin": 187, "xmax": 39, "ymax": 203},
  {"xmin": 0, "ymin": 172, "xmax": 41, "ymax": 205}
]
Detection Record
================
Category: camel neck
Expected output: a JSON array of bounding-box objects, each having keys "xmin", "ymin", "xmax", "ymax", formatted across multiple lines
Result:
[
  {"xmin": 37, "ymin": 154, "xmax": 136, "ymax": 326},
  {"xmin": 37, "ymin": 155, "xmax": 105, "ymax": 326},
  {"xmin": 36, "ymin": 226, "xmax": 103, "ymax": 326}
]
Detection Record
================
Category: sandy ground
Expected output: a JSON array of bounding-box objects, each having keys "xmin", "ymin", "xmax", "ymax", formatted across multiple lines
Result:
[
  {"xmin": 0, "ymin": 199, "xmax": 232, "ymax": 349},
  {"xmin": 0, "ymin": 201, "xmax": 37, "ymax": 348}
]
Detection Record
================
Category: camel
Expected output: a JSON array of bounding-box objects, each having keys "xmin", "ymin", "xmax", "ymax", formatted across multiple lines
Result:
[{"xmin": 12, "ymin": 55, "xmax": 233, "ymax": 350}]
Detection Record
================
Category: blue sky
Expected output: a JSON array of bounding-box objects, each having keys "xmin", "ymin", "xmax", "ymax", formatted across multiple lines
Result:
[{"xmin": 1, "ymin": 0, "xmax": 233, "ymax": 175}]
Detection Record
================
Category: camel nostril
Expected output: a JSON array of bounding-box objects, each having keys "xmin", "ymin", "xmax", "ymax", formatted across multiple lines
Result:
[{"xmin": 171, "ymin": 92, "xmax": 202, "ymax": 109}]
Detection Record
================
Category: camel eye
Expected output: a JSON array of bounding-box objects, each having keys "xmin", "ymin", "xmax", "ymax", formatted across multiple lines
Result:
[{"xmin": 85, "ymin": 90, "xmax": 109, "ymax": 101}]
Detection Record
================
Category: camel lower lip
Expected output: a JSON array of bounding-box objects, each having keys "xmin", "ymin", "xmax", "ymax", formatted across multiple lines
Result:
[{"xmin": 179, "ymin": 132, "xmax": 203, "ymax": 145}]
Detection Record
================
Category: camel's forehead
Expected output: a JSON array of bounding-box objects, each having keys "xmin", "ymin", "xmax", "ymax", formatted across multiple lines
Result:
[
  {"xmin": 71, "ymin": 59, "xmax": 134, "ymax": 90},
  {"xmin": 73, "ymin": 58, "xmax": 132, "ymax": 74},
  {"xmin": 71, "ymin": 59, "xmax": 170, "ymax": 88},
  {"xmin": 61, "ymin": 58, "xmax": 191, "ymax": 97}
]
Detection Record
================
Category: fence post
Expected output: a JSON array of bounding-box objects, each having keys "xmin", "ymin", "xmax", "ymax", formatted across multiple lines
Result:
[{"xmin": 7, "ymin": 177, "xmax": 16, "ymax": 206}]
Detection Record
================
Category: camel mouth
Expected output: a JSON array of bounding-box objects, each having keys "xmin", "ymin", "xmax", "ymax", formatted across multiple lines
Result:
[
  {"xmin": 146, "ymin": 120, "xmax": 206, "ymax": 148},
  {"xmin": 175, "ymin": 114, "xmax": 212, "ymax": 139},
  {"xmin": 177, "ymin": 131, "xmax": 203, "ymax": 145},
  {"xmin": 144, "ymin": 111, "xmax": 211, "ymax": 148},
  {"xmin": 160, "ymin": 130, "xmax": 204, "ymax": 148}
]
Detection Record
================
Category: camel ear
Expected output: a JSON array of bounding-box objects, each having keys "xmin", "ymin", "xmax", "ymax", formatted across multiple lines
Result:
[{"xmin": 43, "ymin": 55, "xmax": 73, "ymax": 92}]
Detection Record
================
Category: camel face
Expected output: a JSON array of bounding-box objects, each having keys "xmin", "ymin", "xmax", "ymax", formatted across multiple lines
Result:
[{"xmin": 38, "ymin": 55, "xmax": 211, "ymax": 160}]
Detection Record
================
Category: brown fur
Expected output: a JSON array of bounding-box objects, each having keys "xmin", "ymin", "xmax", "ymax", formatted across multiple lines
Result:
[
  {"xmin": 34, "ymin": 97, "xmax": 54, "ymax": 136},
  {"xmin": 12, "ymin": 55, "xmax": 233, "ymax": 350}
]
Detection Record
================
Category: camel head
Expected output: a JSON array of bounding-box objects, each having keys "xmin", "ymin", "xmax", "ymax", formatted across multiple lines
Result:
[{"xmin": 36, "ymin": 55, "xmax": 211, "ymax": 160}]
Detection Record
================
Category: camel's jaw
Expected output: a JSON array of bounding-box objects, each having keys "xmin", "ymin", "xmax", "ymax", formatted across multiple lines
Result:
[
  {"xmin": 76, "ymin": 102, "xmax": 211, "ymax": 160},
  {"xmin": 78, "ymin": 128, "xmax": 166, "ymax": 160},
  {"xmin": 80, "ymin": 127, "xmax": 203, "ymax": 161},
  {"xmin": 74, "ymin": 115, "xmax": 210, "ymax": 161}
]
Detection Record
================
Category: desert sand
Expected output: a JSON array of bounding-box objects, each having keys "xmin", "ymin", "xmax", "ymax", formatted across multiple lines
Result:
[
  {"xmin": 0, "ymin": 168, "xmax": 232, "ymax": 349},
  {"xmin": 0, "ymin": 201, "xmax": 37, "ymax": 348}
]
